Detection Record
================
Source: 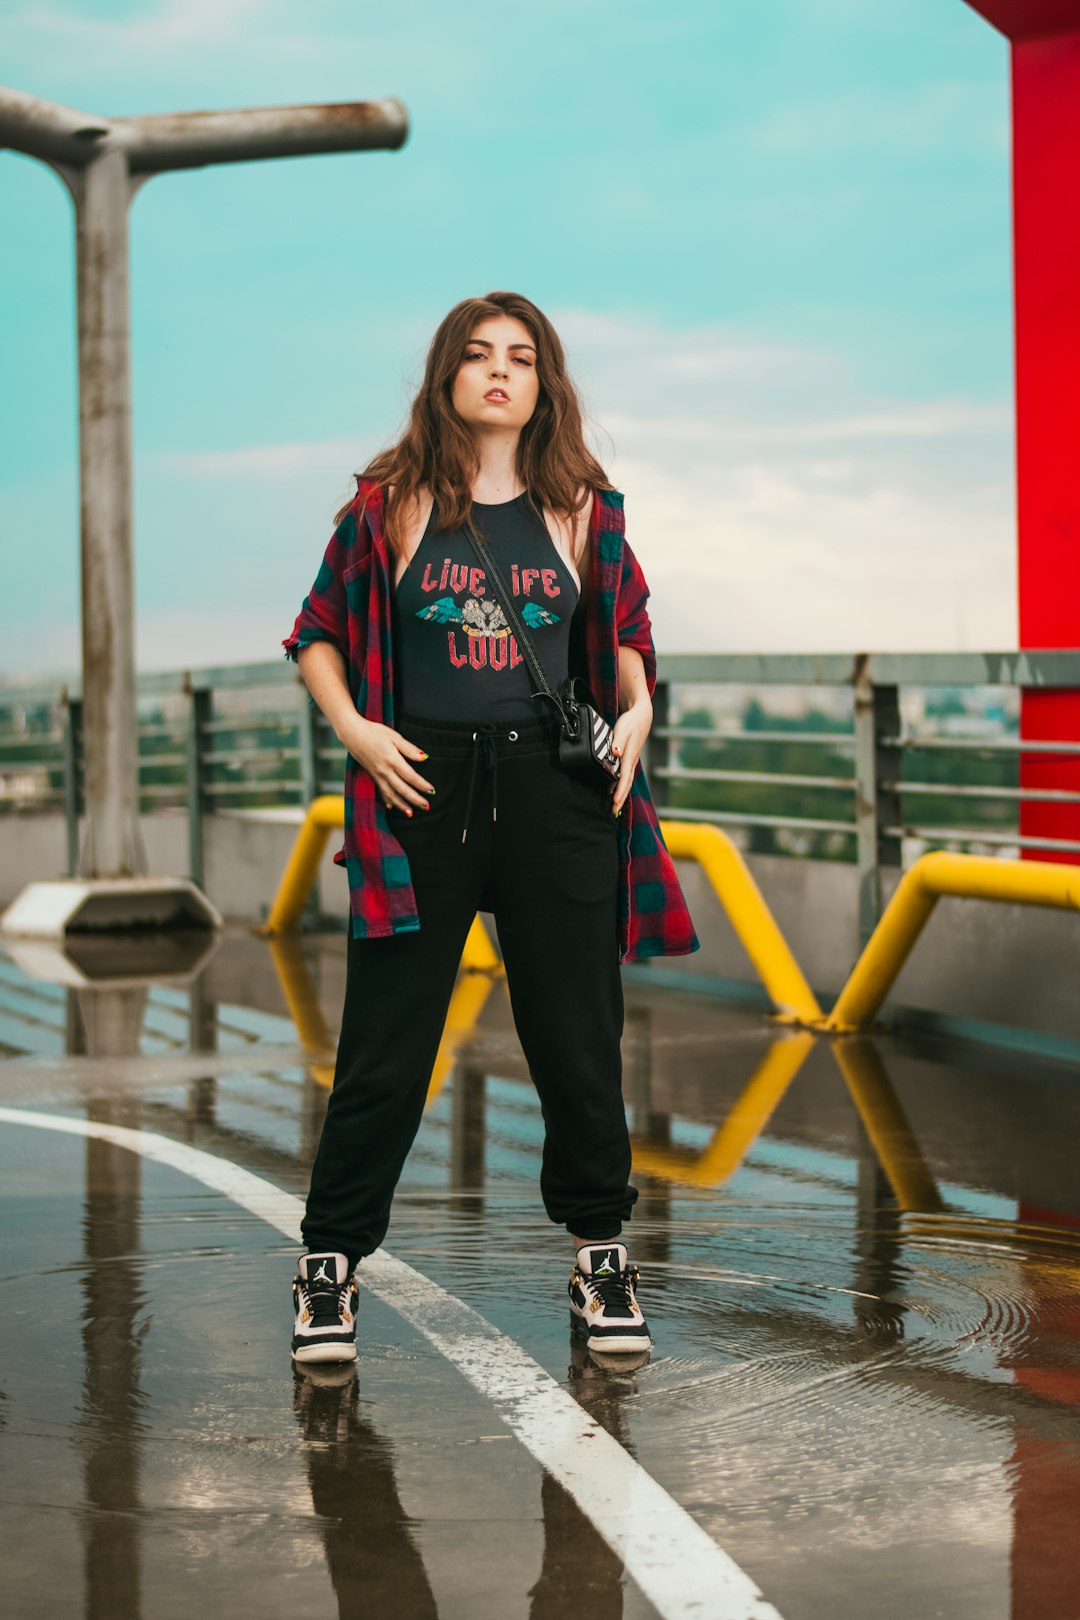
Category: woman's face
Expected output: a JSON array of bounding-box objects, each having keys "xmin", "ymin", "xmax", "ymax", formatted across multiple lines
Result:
[{"xmin": 450, "ymin": 314, "xmax": 540, "ymax": 435}]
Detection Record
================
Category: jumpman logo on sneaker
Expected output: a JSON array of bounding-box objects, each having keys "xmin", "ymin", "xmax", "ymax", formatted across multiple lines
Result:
[
  {"xmin": 594, "ymin": 1251, "xmax": 618, "ymax": 1277},
  {"xmin": 312, "ymin": 1261, "xmax": 334, "ymax": 1285}
]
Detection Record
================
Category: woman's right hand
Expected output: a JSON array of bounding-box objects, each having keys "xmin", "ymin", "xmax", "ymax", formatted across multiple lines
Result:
[{"xmin": 340, "ymin": 716, "xmax": 435, "ymax": 815}]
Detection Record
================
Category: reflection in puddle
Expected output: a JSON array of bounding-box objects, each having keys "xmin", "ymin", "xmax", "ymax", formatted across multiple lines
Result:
[
  {"xmin": 292, "ymin": 1365, "xmax": 438, "ymax": 1620},
  {"xmin": 81, "ymin": 1122, "xmax": 146, "ymax": 1620},
  {"xmin": 5, "ymin": 929, "xmax": 1080, "ymax": 1615}
]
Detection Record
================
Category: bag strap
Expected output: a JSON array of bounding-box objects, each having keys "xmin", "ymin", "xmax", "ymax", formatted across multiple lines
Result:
[{"xmin": 462, "ymin": 521, "xmax": 570, "ymax": 726}]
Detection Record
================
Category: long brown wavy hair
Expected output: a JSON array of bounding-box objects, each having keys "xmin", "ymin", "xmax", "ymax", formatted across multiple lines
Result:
[{"xmin": 334, "ymin": 290, "xmax": 615, "ymax": 567}]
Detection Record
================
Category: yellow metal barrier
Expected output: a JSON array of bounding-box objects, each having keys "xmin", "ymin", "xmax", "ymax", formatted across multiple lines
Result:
[
  {"xmin": 267, "ymin": 926, "xmax": 1080, "ymax": 1267},
  {"xmin": 261, "ymin": 800, "xmax": 821, "ymax": 1024},
  {"xmin": 263, "ymin": 795, "xmax": 343, "ymax": 936},
  {"xmin": 263, "ymin": 808, "xmax": 1080, "ymax": 1039},
  {"xmin": 659, "ymin": 821, "xmax": 822, "ymax": 1024},
  {"xmin": 825, "ymin": 851, "xmax": 1080, "ymax": 1032},
  {"xmin": 261, "ymin": 794, "xmax": 500, "ymax": 973}
]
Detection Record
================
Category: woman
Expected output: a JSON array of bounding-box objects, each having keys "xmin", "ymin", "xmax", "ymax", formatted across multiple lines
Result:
[{"xmin": 283, "ymin": 290, "xmax": 699, "ymax": 1364}]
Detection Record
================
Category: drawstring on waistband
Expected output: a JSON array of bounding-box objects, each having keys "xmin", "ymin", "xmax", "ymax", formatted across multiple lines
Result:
[{"xmin": 461, "ymin": 722, "xmax": 519, "ymax": 843}]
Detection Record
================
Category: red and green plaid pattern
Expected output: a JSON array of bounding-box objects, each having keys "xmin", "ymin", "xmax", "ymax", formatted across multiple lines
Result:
[{"xmin": 283, "ymin": 480, "xmax": 700, "ymax": 963}]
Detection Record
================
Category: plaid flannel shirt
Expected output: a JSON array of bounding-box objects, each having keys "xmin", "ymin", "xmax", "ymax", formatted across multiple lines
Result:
[{"xmin": 283, "ymin": 479, "xmax": 700, "ymax": 964}]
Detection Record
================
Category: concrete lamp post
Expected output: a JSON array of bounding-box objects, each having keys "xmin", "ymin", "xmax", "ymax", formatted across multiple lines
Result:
[{"xmin": 0, "ymin": 86, "xmax": 408, "ymax": 940}]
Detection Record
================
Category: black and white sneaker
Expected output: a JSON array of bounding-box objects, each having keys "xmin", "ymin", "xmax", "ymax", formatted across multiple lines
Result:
[
  {"xmin": 568, "ymin": 1242, "xmax": 651, "ymax": 1353},
  {"xmin": 291, "ymin": 1251, "xmax": 359, "ymax": 1363}
]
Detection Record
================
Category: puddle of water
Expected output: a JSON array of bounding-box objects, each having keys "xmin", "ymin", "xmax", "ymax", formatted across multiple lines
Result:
[{"xmin": 4, "ymin": 928, "xmax": 1080, "ymax": 1617}]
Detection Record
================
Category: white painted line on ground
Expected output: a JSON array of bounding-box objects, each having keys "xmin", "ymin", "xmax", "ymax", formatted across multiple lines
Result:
[{"xmin": 0, "ymin": 1106, "xmax": 785, "ymax": 1620}]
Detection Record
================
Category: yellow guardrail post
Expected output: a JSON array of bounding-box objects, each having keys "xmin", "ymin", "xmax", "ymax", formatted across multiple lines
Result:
[
  {"xmin": 263, "ymin": 805, "xmax": 820, "ymax": 1022},
  {"xmin": 262, "ymin": 795, "xmax": 344, "ymax": 936},
  {"xmin": 826, "ymin": 851, "xmax": 1080, "ymax": 1032},
  {"xmin": 262, "ymin": 796, "xmax": 502, "ymax": 973},
  {"xmin": 659, "ymin": 821, "xmax": 823, "ymax": 1024}
]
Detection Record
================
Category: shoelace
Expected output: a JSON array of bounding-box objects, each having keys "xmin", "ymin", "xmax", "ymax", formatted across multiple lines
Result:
[
  {"xmin": 584, "ymin": 1265, "xmax": 640, "ymax": 1314},
  {"xmin": 300, "ymin": 1279, "xmax": 352, "ymax": 1329}
]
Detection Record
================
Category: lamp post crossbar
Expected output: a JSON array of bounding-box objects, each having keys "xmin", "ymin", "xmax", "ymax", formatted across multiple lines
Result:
[{"xmin": 1, "ymin": 84, "xmax": 408, "ymax": 936}]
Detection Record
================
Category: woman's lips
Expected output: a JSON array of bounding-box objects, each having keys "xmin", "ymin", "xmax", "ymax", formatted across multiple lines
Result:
[{"xmin": 484, "ymin": 392, "xmax": 509, "ymax": 401}]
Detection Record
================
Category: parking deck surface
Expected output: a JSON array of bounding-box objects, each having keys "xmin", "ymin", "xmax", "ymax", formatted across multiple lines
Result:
[{"xmin": 2, "ymin": 927, "xmax": 1080, "ymax": 1619}]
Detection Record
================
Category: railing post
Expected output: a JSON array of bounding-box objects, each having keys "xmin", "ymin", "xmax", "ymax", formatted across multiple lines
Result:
[
  {"xmin": 186, "ymin": 679, "xmax": 212, "ymax": 890},
  {"xmin": 297, "ymin": 678, "xmax": 319, "ymax": 806},
  {"xmin": 853, "ymin": 660, "xmax": 901, "ymax": 944},
  {"xmin": 62, "ymin": 689, "xmax": 83, "ymax": 878},
  {"xmin": 643, "ymin": 677, "xmax": 672, "ymax": 797}
]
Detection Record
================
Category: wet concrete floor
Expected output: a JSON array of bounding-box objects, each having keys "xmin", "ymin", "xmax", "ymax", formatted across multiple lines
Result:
[{"xmin": 2, "ymin": 926, "xmax": 1080, "ymax": 1618}]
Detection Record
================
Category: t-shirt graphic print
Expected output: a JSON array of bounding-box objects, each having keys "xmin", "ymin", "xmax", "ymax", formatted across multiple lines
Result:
[{"xmin": 391, "ymin": 492, "xmax": 580, "ymax": 722}]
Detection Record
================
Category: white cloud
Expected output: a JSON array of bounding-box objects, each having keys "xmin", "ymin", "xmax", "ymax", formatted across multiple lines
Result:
[
  {"xmin": 556, "ymin": 308, "xmax": 1016, "ymax": 654},
  {"xmin": 151, "ymin": 438, "xmax": 363, "ymax": 479},
  {"xmin": 609, "ymin": 454, "xmax": 1012, "ymax": 655},
  {"xmin": 8, "ymin": 0, "xmax": 317, "ymax": 65},
  {"xmin": 12, "ymin": 309, "xmax": 1013, "ymax": 676},
  {"xmin": 603, "ymin": 401, "xmax": 1010, "ymax": 448},
  {"xmin": 748, "ymin": 82, "xmax": 1008, "ymax": 159},
  {"xmin": 134, "ymin": 602, "xmax": 292, "ymax": 672}
]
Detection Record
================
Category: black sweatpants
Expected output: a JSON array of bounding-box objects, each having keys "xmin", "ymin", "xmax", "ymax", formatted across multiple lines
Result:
[{"xmin": 301, "ymin": 706, "xmax": 639, "ymax": 1270}]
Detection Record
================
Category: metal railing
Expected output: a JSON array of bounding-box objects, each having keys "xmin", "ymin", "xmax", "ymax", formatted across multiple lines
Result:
[{"xmin": 2, "ymin": 649, "xmax": 1080, "ymax": 939}]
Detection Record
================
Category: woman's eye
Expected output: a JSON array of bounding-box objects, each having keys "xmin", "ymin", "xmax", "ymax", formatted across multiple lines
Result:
[{"xmin": 464, "ymin": 351, "xmax": 533, "ymax": 365}]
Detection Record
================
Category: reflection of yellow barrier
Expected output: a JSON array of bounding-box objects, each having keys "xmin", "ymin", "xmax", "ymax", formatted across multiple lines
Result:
[
  {"xmin": 629, "ymin": 1030, "xmax": 946, "ymax": 1206},
  {"xmin": 631, "ymin": 1031, "xmax": 814, "ymax": 1188},
  {"xmin": 267, "ymin": 936, "xmax": 337, "ymax": 1087},
  {"xmin": 830, "ymin": 1036, "xmax": 945, "ymax": 1212},
  {"xmin": 267, "ymin": 927, "xmax": 502, "ymax": 1096},
  {"xmin": 628, "ymin": 1028, "xmax": 945, "ymax": 1217},
  {"xmin": 659, "ymin": 821, "xmax": 822, "ymax": 1024},
  {"xmin": 425, "ymin": 970, "xmax": 500, "ymax": 1104},
  {"xmin": 825, "ymin": 852, "xmax": 1080, "ymax": 1032}
]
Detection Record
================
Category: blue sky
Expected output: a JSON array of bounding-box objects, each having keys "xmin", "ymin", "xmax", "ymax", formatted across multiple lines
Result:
[{"xmin": 2, "ymin": 0, "xmax": 1015, "ymax": 675}]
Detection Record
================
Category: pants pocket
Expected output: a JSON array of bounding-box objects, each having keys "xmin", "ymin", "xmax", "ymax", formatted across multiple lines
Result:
[{"xmin": 564, "ymin": 764, "xmax": 618, "ymax": 822}]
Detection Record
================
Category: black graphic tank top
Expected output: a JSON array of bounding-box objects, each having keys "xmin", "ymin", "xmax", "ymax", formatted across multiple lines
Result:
[{"xmin": 390, "ymin": 492, "xmax": 582, "ymax": 722}]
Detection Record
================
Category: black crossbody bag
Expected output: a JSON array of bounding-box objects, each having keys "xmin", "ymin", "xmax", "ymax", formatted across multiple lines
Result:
[{"xmin": 462, "ymin": 522, "xmax": 621, "ymax": 787}]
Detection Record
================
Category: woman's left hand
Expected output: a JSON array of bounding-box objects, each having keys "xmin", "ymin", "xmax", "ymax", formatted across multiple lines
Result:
[{"xmin": 610, "ymin": 702, "xmax": 652, "ymax": 815}]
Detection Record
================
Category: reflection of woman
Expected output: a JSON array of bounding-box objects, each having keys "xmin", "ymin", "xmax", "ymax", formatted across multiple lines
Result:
[
  {"xmin": 292, "ymin": 1365, "xmax": 438, "ymax": 1619},
  {"xmin": 284, "ymin": 291, "xmax": 699, "ymax": 1364}
]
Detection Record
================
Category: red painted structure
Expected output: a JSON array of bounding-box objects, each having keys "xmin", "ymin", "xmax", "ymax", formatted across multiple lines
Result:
[
  {"xmin": 963, "ymin": 20, "xmax": 1080, "ymax": 1617},
  {"xmin": 966, "ymin": 1, "xmax": 1080, "ymax": 859}
]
